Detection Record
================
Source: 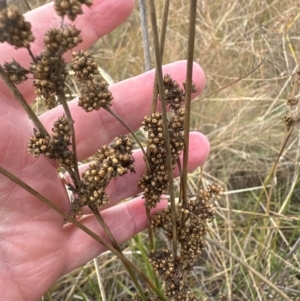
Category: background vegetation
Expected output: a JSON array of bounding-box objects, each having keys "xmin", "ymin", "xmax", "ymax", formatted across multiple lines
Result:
[{"xmin": 11, "ymin": 0, "xmax": 300, "ymax": 300}]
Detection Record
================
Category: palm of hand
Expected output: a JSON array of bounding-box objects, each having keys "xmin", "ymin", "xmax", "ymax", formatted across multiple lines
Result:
[{"xmin": 0, "ymin": 1, "xmax": 209, "ymax": 300}]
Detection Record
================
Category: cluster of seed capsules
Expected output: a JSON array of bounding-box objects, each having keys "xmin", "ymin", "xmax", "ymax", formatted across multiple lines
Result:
[
  {"xmin": 2, "ymin": 0, "xmax": 88, "ymax": 110},
  {"xmin": 54, "ymin": 0, "xmax": 93, "ymax": 21},
  {"xmin": 28, "ymin": 115, "xmax": 74, "ymax": 169},
  {"xmin": 71, "ymin": 135, "xmax": 135, "ymax": 215},
  {"xmin": 135, "ymin": 74, "xmax": 224, "ymax": 300},
  {"xmin": 146, "ymin": 184, "xmax": 222, "ymax": 300},
  {"xmin": 138, "ymin": 75, "xmax": 192, "ymax": 209},
  {"xmin": 0, "ymin": 0, "xmax": 34, "ymax": 48},
  {"xmin": 70, "ymin": 50, "xmax": 113, "ymax": 112}
]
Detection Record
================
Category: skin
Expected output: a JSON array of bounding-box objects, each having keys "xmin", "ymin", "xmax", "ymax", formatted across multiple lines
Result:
[{"xmin": 0, "ymin": 1, "xmax": 209, "ymax": 300}]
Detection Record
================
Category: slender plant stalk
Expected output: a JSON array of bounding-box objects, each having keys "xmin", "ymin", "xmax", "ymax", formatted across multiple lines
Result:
[
  {"xmin": 145, "ymin": 208, "xmax": 154, "ymax": 250},
  {"xmin": 0, "ymin": 165, "xmax": 168, "ymax": 301},
  {"xmin": 149, "ymin": 0, "xmax": 177, "ymax": 254},
  {"xmin": 26, "ymin": 46, "xmax": 37, "ymax": 63},
  {"xmin": 89, "ymin": 203, "xmax": 148, "ymax": 301},
  {"xmin": 206, "ymin": 237, "xmax": 293, "ymax": 301},
  {"xmin": 57, "ymin": 90, "xmax": 80, "ymax": 184},
  {"xmin": 0, "ymin": 65, "xmax": 48, "ymax": 135},
  {"xmin": 89, "ymin": 204, "xmax": 122, "ymax": 252},
  {"xmin": 159, "ymin": 0, "xmax": 170, "ymax": 60},
  {"xmin": 146, "ymin": 8, "xmax": 169, "ymax": 255},
  {"xmin": 93, "ymin": 257, "xmax": 107, "ymax": 301},
  {"xmin": 181, "ymin": 0, "xmax": 197, "ymax": 210},
  {"xmin": 150, "ymin": 0, "xmax": 170, "ymax": 112},
  {"xmin": 138, "ymin": 0, "xmax": 151, "ymax": 72},
  {"xmin": 24, "ymin": 0, "xmax": 32, "ymax": 11},
  {"xmin": 196, "ymin": 59, "xmax": 265, "ymax": 103}
]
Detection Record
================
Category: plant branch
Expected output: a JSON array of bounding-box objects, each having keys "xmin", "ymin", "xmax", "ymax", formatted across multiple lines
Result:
[
  {"xmin": 139, "ymin": 0, "xmax": 151, "ymax": 72},
  {"xmin": 149, "ymin": 0, "xmax": 177, "ymax": 254},
  {"xmin": 181, "ymin": 0, "xmax": 197, "ymax": 210},
  {"xmin": 57, "ymin": 90, "xmax": 80, "ymax": 184},
  {"xmin": 89, "ymin": 204, "xmax": 147, "ymax": 301},
  {"xmin": 26, "ymin": 46, "xmax": 37, "ymax": 63},
  {"xmin": 150, "ymin": 0, "xmax": 170, "ymax": 113},
  {"xmin": 146, "ymin": 8, "xmax": 170, "ymax": 253},
  {"xmin": 0, "ymin": 65, "xmax": 48, "ymax": 135},
  {"xmin": 196, "ymin": 59, "xmax": 265, "ymax": 103}
]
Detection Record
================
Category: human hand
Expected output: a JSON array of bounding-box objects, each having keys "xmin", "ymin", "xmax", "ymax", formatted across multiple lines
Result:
[{"xmin": 0, "ymin": 1, "xmax": 209, "ymax": 300}]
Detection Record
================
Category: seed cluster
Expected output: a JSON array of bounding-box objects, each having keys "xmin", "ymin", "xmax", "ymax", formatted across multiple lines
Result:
[
  {"xmin": 78, "ymin": 79, "xmax": 113, "ymax": 112},
  {"xmin": 148, "ymin": 249, "xmax": 188, "ymax": 298},
  {"xmin": 282, "ymin": 96, "xmax": 300, "ymax": 129},
  {"xmin": 27, "ymin": 116, "xmax": 74, "ymax": 169},
  {"xmin": 282, "ymin": 69, "xmax": 300, "ymax": 129},
  {"xmin": 30, "ymin": 51, "xmax": 68, "ymax": 108},
  {"xmin": 54, "ymin": 0, "xmax": 93, "ymax": 21},
  {"xmin": 149, "ymin": 184, "xmax": 222, "ymax": 298},
  {"xmin": 138, "ymin": 75, "xmax": 190, "ymax": 209},
  {"xmin": 138, "ymin": 112, "xmax": 169, "ymax": 208},
  {"xmin": 163, "ymin": 74, "xmax": 196, "ymax": 112},
  {"xmin": 0, "ymin": 2, "xmax": 34, "ymax": 48},
  {"xmin": 27, "ymin": 130, "xmax": 53, "ymax": 158},
  {"xmin": 3, "ymin": 59, "xmax": 29, "ymax": 84},
  {"xmin": 71, "ymin": 136, "xmax": 135, "ymax": 214},
  {"xmin": 71, "ymin": 50, "xmax": 99, "ymax": 80},
  {"xmin": 168, "ymin": 107, "xmax": 185, "ymax": 164},
  {"xmin": 44, "ymin": 26, "xmax": 82, "ymax": 53},
  {"xmin": 70, "ymin": 50, "xmax": 113, "ymax": 112}
]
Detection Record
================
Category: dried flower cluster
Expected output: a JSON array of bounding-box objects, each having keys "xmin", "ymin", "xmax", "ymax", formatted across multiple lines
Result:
[
  {"xmin": 138, "ymin": 75, "xmax": 194, "ymax": 209},
  {"xmin": 163, "ymin": 74, "xmax": 196, "ymax": 112},
  {"xmin": 71, "ymin": 50, "xmax": 113, "ymax": 112},
  {"xmin": 30, "ymin": 51, "xmax": 68, "ymax": 108},
  {"xmin": 44, "ymin": 26, "xmax": 82, "ymax": 53},
  {"xmin": 71, "ymin": 135, "xmax": 135, "ymax": 215},
  {"xmin": 282, "ymin": 69, "xmax": 300, "ymax": 129},
  {"xmin": 30, "ymin": 26, "xmax": 83, "ymax": 109},
  {"xmin": 28, "ymin": 115, "xmax": 74, "ymax": 169},
  {"xmin": 147, "ymin": 184, "xmax": 222, "ymax": 300},
  {"xmin": 3, "ymin": 59, "xmax": 29, "ymax": 84},
  {"xmin": 54, "ymin": 0, "xmax": 93, "ymax": 21},
  {"xmin": 0, "ymin": 1, "xmax": 34, "ymax": 48}
]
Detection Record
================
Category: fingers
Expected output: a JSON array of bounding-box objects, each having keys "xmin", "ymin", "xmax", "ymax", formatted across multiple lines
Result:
[
  {"xmin": 0, "ymin": 0, "xmax": 135, "ymax": 102},
  {"xmin": 77, "ymin": 132, "xmax": 210, "ymax": 212},
  {"xmin": 40, "ymin": 61, "xmax": 206, "ymax": 161},
  {"xmin": 62, "ymin": 196, "xmax": 167, "ymax": 275}
]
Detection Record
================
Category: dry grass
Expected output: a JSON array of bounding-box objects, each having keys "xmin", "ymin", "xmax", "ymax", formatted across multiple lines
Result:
[{"xmin": 15, "ymin": 0, "xmax": 300, "ymax": 300}]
